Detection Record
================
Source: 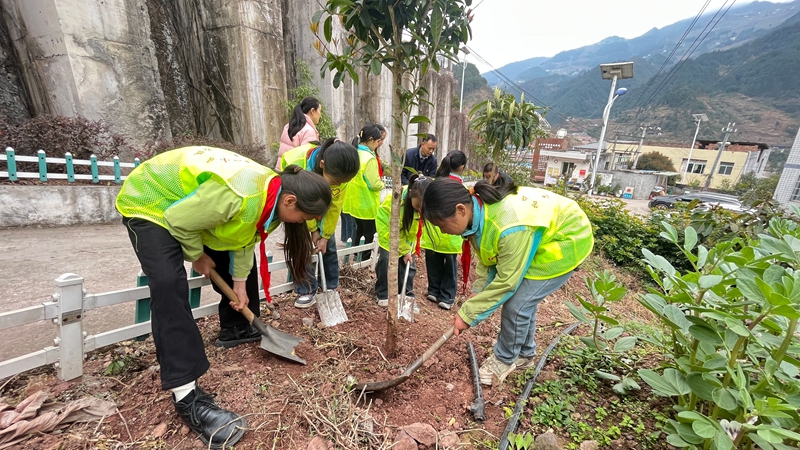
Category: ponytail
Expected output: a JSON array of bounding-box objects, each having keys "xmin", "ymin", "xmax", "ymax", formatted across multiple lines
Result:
[
  {"xmin": 353, "ymin": 123, "xmax": 386, "ymax": 147},
  {"xmin": 421, "ymin": 178, "xmax": 517, "ymax": 224},
  {"xmin": 312, "ymin": 138, "xmax": 359, "ymax": 181},
  {"xmin": 278, "ymin": 165, "xmax": 331, "ymax": 283},
  {"xmin": 287, "ymin": 97, "xmax": 321, "ymax": 140},
  {"xmin": 435, "ymin": 150, "xmax": 467, "ymax": 178},
  {"xmin": 403, "ymin": 174, "xmax": 433, "ymax": 233}
]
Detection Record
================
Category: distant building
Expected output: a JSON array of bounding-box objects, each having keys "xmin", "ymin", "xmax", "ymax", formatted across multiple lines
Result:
[
  {"xmin": 531, "ymin": 137, "xmax": 569, "ymax": 182},
  {"xmin": 773, "ymin": 127, "xmax": 800, "ymax": 207},
  {"xmin": 637, "ymin": 140, "xmax": 770, "ymax": 189}
]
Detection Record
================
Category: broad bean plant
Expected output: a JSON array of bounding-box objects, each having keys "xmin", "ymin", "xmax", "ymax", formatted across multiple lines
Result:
[{"xmin": 637, "ymin": 209, "xmax": 800, "ymax": 449}]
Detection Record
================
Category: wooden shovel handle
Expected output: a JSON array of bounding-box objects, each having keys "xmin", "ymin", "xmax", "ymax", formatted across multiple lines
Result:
[
  {"xmin": 401, "ymin": 325, "xmax": 455, "ymax": 377},
  {"xmin": 208, "ymin": 269, "xmax": 255, "ymax": 324}
]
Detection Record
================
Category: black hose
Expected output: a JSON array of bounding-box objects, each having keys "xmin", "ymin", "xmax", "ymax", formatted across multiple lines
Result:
[{"xmin": 497, "ymin": 322, "xmax": 580, "ymax": 450}]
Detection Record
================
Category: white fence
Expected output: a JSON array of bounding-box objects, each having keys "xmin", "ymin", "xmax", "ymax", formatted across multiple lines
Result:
[
  {"xmin": 0, "ymin": 147, "xmax": 138, "ymax": 183},
  {"xmin": 0, "ymin": 240, "xmax": 379, "ymax": 382}
]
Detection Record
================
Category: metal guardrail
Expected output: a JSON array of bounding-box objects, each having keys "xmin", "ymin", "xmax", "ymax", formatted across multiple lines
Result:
[
  {"xmin": 0, "ymin": 147, "xmax": 139, "ymax": 183},
  {"xmin": 0, "ymin": 238, "xmax": 379, "ymax": 381}
]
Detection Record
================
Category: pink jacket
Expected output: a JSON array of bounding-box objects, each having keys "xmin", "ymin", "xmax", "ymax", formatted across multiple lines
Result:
[{"xmin": 276, "ymin": 115, "xmax": 319, "ymax": 168}]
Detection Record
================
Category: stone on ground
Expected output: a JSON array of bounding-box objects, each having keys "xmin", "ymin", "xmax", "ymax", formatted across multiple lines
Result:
[
  {"xmin": 535, "ymin": 431, "xmax": 563, "ymax": 450},
  {"xmin": 400, "ymin": 422, "xmax": 438, "ymax": 447}
]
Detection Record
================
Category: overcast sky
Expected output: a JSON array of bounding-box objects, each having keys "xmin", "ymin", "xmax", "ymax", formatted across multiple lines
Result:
[{"xmin": 466, "ymin": 0, "xmax": 796, "ymax": 73}]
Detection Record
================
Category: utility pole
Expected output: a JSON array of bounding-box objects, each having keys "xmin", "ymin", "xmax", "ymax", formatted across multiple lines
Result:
[
  {"xmin": 610, "ymin": 135, "xmax": 619, "ymax": 170},
  {"xmin": 459, "ymin": 49, "xmax": 470, "ymax": 113},
  {"xmin": 704, "ymin": 122, "xmax": 736, "ymax": 191},
  {"xmin": 632, "ymin": 124, "xmax": 660, "ymax": 170},
  {"xmin": 683, "ymin": 113, "xmax": 708, "ymax": 185}
]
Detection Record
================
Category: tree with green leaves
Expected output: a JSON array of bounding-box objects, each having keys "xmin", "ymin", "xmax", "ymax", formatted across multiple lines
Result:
[
  {"xmin": 312, "ymin": 0, "xmax": 472, "ymax": 356},
  {"xmin": 468, "ymin": 88, "xmax": 548, "ymax": 180},
  {"xmin": 635, "ymin": 152, "xmax": 676, "ymax": 172}
]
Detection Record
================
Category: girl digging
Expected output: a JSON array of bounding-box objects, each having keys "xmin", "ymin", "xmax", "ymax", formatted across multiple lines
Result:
[
  {"xmin": 422, "ymin": 150, "xmax": 468, "ymax": 310},
  {"xmin": 116, "ymin": 147, "xmax": 331, "ymax": 448},
  {"xmin": 421, "ymin": 178, "xmax": 593, "ymax": 386},
  {"xmin": 375, "ymin": 174, "xmax": 433, "ymax": 307},
  {"xmin": 342, "ymin": 123, "xmax": 386, "ymax": 262},
  {"xmin": 279, "ymin": 138, "xmax": 359, "ymax": 308}
]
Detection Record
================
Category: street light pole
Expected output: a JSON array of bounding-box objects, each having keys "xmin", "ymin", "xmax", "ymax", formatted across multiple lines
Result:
[
  {"xmin": 589, "ymin": 76, "xmax": 617, "ymax": 195},
  {"xmin": 683, "ymin": 113, "xmax": 708, "ymax": 184},
  {"xmin": 588, "ymin": 62, "xmax": 634, "ymax": 196},
  {"xmin": 703, "ymin": 122, "xmax": 736, "ymax": 191}
]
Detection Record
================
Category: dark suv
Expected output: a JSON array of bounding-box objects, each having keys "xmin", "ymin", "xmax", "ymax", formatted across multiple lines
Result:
[{"xmin": 648, "ymin": 192, "xmax": 749, "ymax": 212}]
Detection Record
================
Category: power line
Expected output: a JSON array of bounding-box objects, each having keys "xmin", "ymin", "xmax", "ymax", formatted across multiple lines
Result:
[
  {"xmin": 617, "ymin": 0, "xmax": 713, "ymax": 128},
  {"xmin": 464, "ymin": 45, "xmax": 572, "ymax": 124},
  {"xmin": 640, "ymin": 0, "xmax": 738, "ymax": 109},
  {"xmin": 611, "ymin": 0, "xmax": 737, "ymax": 136}
]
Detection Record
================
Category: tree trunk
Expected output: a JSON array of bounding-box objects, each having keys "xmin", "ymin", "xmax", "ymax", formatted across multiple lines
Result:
[{"xmin": 383, "ymin": 67, "xmax": 406, "ymax": 358}]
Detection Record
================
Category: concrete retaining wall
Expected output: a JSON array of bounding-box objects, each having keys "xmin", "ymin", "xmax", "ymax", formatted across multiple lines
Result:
[{"xmin": 0, "ymin": 185, "xmax": 122, "ymax": 228}]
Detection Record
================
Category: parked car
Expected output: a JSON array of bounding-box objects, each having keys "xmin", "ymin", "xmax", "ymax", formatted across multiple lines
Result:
[{"xmin": 648, "ymin": 192, "xmax": 751, "ymax": 212}]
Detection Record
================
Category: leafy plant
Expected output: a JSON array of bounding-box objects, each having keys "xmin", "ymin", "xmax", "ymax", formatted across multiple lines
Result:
[
  {"xmin": 567, "ymin": 270, "xmax": 641, "ymax": 395},
  {"xmin": 469, "ymin": 88, "xmax": 548, "ymax": 167},
  {"xmin": 506, "ymin": 431, "xmax": 534, "ymax": 450},
  {"xmin": 636, "ymin": 209, "xmax": 800, "ymax": 449}
]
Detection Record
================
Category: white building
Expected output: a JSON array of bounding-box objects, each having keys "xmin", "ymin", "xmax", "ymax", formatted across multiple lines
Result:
[{"xmin": 773, "ymin": 127, "xmax": 800, "ymax": 207}]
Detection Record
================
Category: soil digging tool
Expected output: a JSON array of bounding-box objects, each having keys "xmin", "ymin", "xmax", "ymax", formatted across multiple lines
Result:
[
  {"xmin": 467, "ymin": 341, "xmax": 485, "ymax": 422},
  {"xmin": 316, "ymin": 253, "xmax": 348, "ymax": 327},
  {"xmin": 397, "ymin": 255, "xmax": 415, "ymax": 322},
  {"xmin": 353, "ymin": 325, "xmax": 455, "ymax": 393},
  {"xmin": 208, "ymin": 269, "xmax": 306, "ymax": 365}
]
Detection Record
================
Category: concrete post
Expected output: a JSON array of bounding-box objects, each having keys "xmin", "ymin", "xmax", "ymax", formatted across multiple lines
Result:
[{"xmin": 54, "ymin": 273, "xmax": 85, "ymax": 380}]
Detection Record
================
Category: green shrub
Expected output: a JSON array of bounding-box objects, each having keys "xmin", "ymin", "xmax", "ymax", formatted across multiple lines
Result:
[{"xmin": 636, "ymin": 207, "xmax": 800, "ymax": 449}]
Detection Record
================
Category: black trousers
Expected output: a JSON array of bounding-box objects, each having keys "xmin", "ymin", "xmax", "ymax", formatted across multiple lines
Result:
[
  {"xmin": 124, "ymin": 218, "xmax": 260, "ymax": 390},
  {"xmin": 375, "ymin": 248, "xmax": 416, "ymax": 299},
  {"xmin": 424, "ymin": 249, "xmax": 457, "ymax": 304},
  {"xmin": 353, "ymin": 218, "xmax": 376, "ymax": 261}
]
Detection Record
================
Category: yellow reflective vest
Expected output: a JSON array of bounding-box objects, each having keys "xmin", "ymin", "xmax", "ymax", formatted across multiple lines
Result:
[
  {"xmin": 342, "ymin": 145, "xmax": 382, "ymax": 219},
  {"xmin": 116, "ymin": 146, "xmax": 278, "ymax": 251},
  {"xmin": 475, "ymin": 187, "xmax": 594, "ymax": 280}
]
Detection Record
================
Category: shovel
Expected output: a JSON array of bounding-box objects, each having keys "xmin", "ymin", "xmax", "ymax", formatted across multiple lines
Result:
[
  {"xmin": 352, "ymin": 325, "xmax": 455, "ymax": 392},
  {"xmin": 316, "ymin": 253, "xmax": 348, "ymax": 327},
  {"xmin": 397, "ymin": 255, "xmax": 415, "ymax": 322},
  {"xmin": 208, "ymin": 269, "xmax": 306, "ymax": 365}
]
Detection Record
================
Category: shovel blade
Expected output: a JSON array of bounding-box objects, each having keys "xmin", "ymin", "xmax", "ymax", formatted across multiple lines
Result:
[
  {"xmin": 317, "ymin": 291, "xmax": 348, "ymax": 328},
  {"xmin": 353, "ymin": 375, "xmax": 410, "ymax": 393},
  {"xmin": 252, "ymin": 319, "xmax": 307, "ymax": 365}
]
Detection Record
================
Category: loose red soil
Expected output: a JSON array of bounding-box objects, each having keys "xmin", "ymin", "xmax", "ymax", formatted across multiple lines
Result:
[{"xmin": 1, "ymin": 255, "xmax": 650, "ymax": 449}]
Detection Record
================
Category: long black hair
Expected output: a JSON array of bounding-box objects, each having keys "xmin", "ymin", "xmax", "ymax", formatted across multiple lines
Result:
[
  {"xmin": 288, "ymin": 97, "xmax": 320, "ymax": 140},
  {"xmin": 435, "ymin": 150, "xmax": 467, "ymax": 178},
  {"xmin": 351, "ymin": 123, "xmax": 385, "ymax": 147},
  {"xmin": 402, "ymin": 174, "xmax": 433, "ymax": 233},
  {"xmin": 421, "ymin": 178, "xmax": 517, "ymax": 224},
  {"xmin": 311, "ymin": 138, "xmax": 359, "ymax": 182},
  {"xmin": 279, "ymin": 164, "xmax": 331, "ymax": 283}
]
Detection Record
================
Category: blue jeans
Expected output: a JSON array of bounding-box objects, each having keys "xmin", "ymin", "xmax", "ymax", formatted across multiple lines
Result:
[
  {"xmin": 493, "ymin": 271, "xmax": 574, "ymax": 364},
  {"xmin": 295, "ymin": 236, "xmax": 339, "ymax": 295},
  {"xmin": 340, "ymin": 213, "xmax": 355, "ymax": 244}
]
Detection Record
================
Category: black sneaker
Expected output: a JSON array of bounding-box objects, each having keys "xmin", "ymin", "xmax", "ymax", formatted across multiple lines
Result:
[
  {"xmin": 214, "ymin": 323, "xmax": 261, "ymax": 348},
  {"xmin": 173, "ymin": 386, "xmax": 246, "ymax": 448}
]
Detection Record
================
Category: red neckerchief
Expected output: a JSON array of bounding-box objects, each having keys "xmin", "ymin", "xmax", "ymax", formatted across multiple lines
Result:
[
  {"xmin": 255, "ymin": 177, "xmax": 282, "ymax": 303},
  {"xmin": 374, "ymin": 151, "xmax": 384, "ymax": 177},
  {"xmin": 461, "ymin": 195, "xmax": 483, "ymax": 295},
  {"xmin": 415, "ymin": 218, "xmax": 424, "ymax": 257}
]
